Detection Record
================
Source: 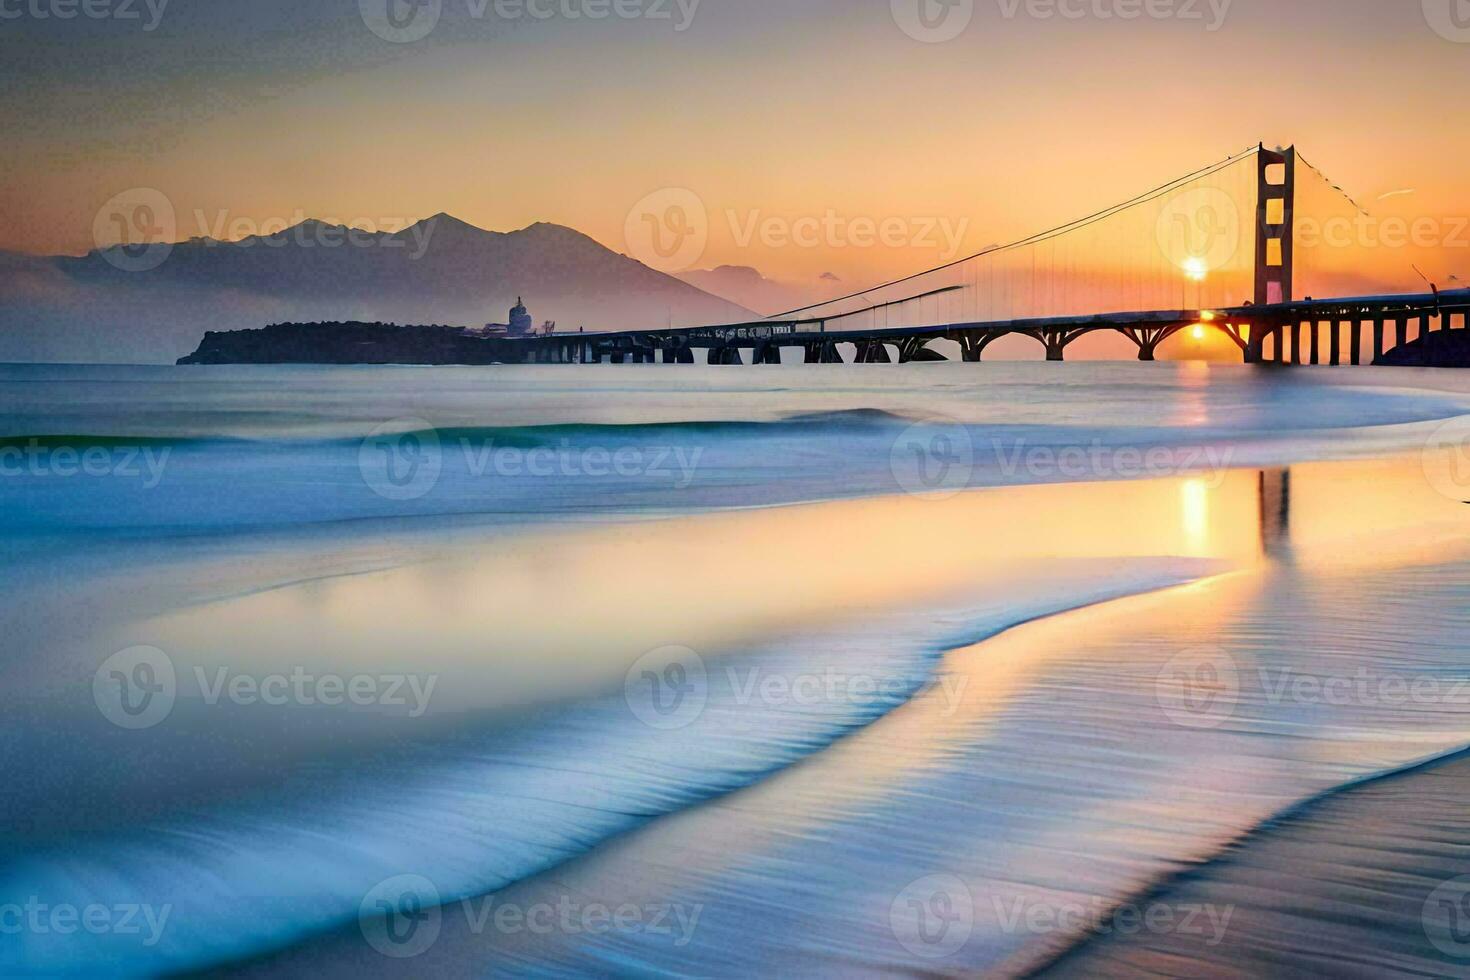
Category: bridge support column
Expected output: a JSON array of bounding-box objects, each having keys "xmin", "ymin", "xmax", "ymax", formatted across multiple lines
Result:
[
  {"xmin": 803, "ymin": 341, "xmax": 842, "ymax": 363},
  {"xmin": 1289, "ymin": 322, "xmax": 1302, "ymax": 364},
  {"xmin": 1419, "ymin": 314, "xmax": 1431, "ymax": 341},
  {"xmin": 709, "ymin": 346, "xmax": 744, "ymax": 365},
  {"xmin": 1373, "ymin": 319, "xmax": 1385, "ymax": 362},
  {"xmin": 856, "ymin": 341, "xmax": 891, "ymax": 364},
  {"xmin": 1125, "ymin": 325, "xmax": 1182, "ymax": 362},
  {"xmin": 1309, "ymin": 321, "xmax": 1320, "ymax": 365},
  {"xmin": 1350, "ymin": 321, "xmax": 1362, "ymax": 365},
  {"xmin": 751, "ymin": 344, "xmax": 781, "ymax": 365},
  {"xmin": 1329, "ymin": 321, "xmax": 1342, "ymax": 366},
  {"xmin": 1244, "ymin": 323, "xmax": 1265, "ymax": 364},
  {"xmin": 1395, "ymin": 319, "xmax": 1408, "ymax": 349},
  {"xmin": 957, "ymin": 332, "xmax": 1001, "ymax": 362}
]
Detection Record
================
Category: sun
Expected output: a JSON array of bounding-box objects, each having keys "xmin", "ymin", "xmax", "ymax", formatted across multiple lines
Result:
[
  {"xmin": 1183, "ymin": 257, "xmax": 1209, "ymax": 282},
  {"xmin": 1192, "ymin": 325, "xmax": 1207, "ymax": 341}
]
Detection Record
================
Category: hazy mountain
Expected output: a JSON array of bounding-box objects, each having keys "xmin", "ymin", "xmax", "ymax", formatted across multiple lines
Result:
[
  {"xmin": 676, "ymin": 265, "xmax": 846, "ymax": 318},
  {"xmin": 0, "ymin": 216, "xmax": 754, "ymax": 363}
]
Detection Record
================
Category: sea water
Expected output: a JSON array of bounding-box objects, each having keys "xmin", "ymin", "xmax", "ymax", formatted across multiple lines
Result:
[{"xmin": 1, "ymin": 361, "xmax": 1469, "ymax": 976}]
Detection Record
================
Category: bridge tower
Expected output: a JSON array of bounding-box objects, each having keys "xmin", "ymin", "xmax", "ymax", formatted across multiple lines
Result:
[
  {"xmin": 1254, "ymin": 145, "xmax": 1295, "ymax": 307},
  {"xmin": 1248, "ymin": 145, "xmax": 1295, "ymax": 363}
]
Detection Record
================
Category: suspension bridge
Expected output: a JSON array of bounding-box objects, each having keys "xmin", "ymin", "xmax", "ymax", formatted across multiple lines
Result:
[{"xmin": 503, "ymin": 145, "xmax": 1470, "ymax": 366}]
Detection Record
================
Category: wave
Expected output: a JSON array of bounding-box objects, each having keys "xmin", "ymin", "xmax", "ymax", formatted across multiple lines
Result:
[
  {"xmin": 0, "ymin": 562, "xmax": 1207, "ymax": 977},
  {"xmin": 1025, "ymin": 743, "xmax": 1470, "ymax": 977}
]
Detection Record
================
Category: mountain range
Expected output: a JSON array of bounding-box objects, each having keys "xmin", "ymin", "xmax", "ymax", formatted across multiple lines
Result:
[{"xmin": 0, "ymin": 215, "xmax": 756, "ymax": 363}]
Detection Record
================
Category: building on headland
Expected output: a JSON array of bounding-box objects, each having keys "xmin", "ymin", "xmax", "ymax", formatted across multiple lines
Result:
[{"xmin": 479, "ymin": 297, "xmax": 536, "ymax": 338}]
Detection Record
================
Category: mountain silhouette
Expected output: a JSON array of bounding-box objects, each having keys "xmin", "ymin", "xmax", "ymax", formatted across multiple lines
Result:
[{"xmin": 0, "ymin": 216, "xmax": 753, "ymax": 363}]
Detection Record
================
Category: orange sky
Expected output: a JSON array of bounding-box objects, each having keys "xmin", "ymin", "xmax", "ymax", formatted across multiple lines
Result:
[{"xmin": 2, "ymin": 1, "xmax": 1467, "ymax": 294}]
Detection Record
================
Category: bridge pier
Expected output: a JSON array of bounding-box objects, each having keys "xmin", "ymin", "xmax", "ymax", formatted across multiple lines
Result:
[
  {"xmin": 1125, "ymin": 325, "xmax": 1183, "ymax": 362},
  {"xmin": 1396, "ymin": 318, "xmax": 1408, "ymax": 349},
  {"xmin": 1329, "ymin": 320, "xmax": 1341, "ymax": 366},
  {"xmin": 709, "ymin": 346, "xmax": 744, "ymax": 365},
  {"xmin": 751, "ymin": 343, "xmax": 781, "ymax": 365},
  {"xmin": 662, "ymin": 348, "xmax": 695, "ymax": 364},
  {"xmin": 1030, "ymin": 328, "xmax": 1083, "ymax": 362},
  {"xmin": 855, "ymin": 340, "xmax": 891, "ymax": 364},
  {"xmin": 956, "ymin": 332, "xmax": 1003, "ymax": 362},
  {"xmin": 803, "ymin": 341, "xmax": 843, "ymax": 364},
  {"xmin": 1309, "ymin": 321, "xmax": 1320, "ymax": 365},
  {"xmin": 1373, "ymin": 318, "xmax": 1385, "ymax": 361},
  {"xmin": 1350, "ymin": 321, "xmax": 1362, "ymax": 366}
]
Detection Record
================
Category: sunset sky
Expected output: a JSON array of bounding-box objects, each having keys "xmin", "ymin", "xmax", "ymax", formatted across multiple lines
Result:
[{"xmin": 2, "ymin": 0, "xmax": 1467, "ymax": 292}]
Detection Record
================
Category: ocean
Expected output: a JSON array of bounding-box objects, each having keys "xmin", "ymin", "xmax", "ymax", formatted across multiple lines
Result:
[{"xmin": 2, "ymin": 361, "xmax": 1469, "ymax": 977}]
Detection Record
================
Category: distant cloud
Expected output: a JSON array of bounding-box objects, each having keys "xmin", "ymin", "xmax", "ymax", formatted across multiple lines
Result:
[
  {"xmin": 818, "ymin": 272, "xmax": 840, "ymax": 282},
  {"xmin": 1376, "ymin": 189, "xmax": 1416, "ymax": 201}
]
